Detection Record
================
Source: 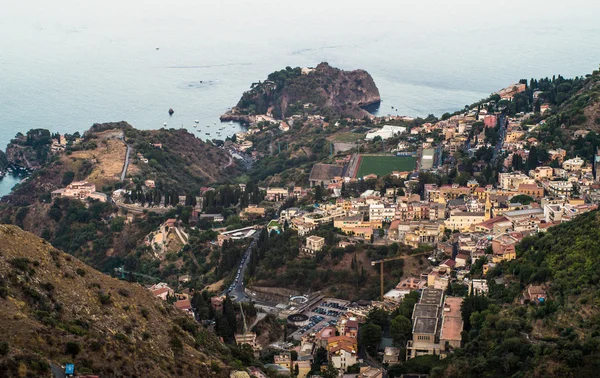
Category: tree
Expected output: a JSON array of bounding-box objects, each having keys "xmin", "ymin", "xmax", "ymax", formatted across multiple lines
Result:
[
  {"xmin": 367, "ymin": 308, "xmax": 390, "ymax": 330},
  {"xmin": 62, "ymin": 171, "xmax": 75, "ymax": 186},
  {"xmin": 321, "ymin": 363, "xmax": 338, "ymax": 378},
  {"xmin": 315, "ymin": 184, "xmax": 323, "ymax": 202},
  {"xmin": 390, "ymin": 315, "xmax": 412, "ymax": 346},
  {"xmin": 360, "ymin": 323, "xmax": 382, "ymax": 356},
  {"xmin": 378, "ymin": 228, "xmax": 385, "ymax": 238}
]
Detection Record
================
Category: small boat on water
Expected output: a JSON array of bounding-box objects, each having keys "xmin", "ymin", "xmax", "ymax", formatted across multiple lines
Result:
[
  {"xmin": 163, "ymin": 122, "xmax": 167, "ymax": 126},
  {"xmin": 205, "ymin": 133, "xmax": 210, "ymax": 135},
  {"xmin": 195, "ymin": 120, "xmax": 199, "ymax": 123},
  {"xmin": 229, "ymin": 121, "xmax": 233, "ymax": 125}
]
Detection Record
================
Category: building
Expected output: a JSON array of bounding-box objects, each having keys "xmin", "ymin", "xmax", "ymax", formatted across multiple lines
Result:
[
  {"xmin": 518, "ymin": 183, "xmax": 544, "ymax": 199},
  {"xmin": 330, "ymin": 344, "xmax": 357, "ymax": 370},
  {"xmin": 309, "ymin": 164, "xmax": 344, "ymax": 187},
  {"xmin": 365, "ymin": 125, "xmax": 407, "ymax": 140},
  {"xmin": 174, "ymin": 299, "xmax": 194, "ymax": 317},
  {"xmin": 211, "ymin": 296, "xmax": 224, "ymax": 313},
  {"xmin": 383, "ymin": 347, "xmax": 401, "ymax": 364},
  {"xmin": 301, "ymin": 235, "xmax": 325, "ymax": 257},
  {"xmin": 235, "ymin": 332, "xmax": 261, "ymax": 353},
  {"xmin": 406, "ymin": 288, "xmax": 463, "ymax": 360},
  {"xmin": 546, "ymin": 181, "xmax": 574, "ymax": 197},
  {"xmin": 274, "ymin": 354, "xmax": 291, "ymax": 370},
  {"xmin": 529, "ymin": 166, "xmax": 553, "ymax": 180},
  {"xmin": 51, "ymin": 181, "xmax": 108, "ymax": 202},
  {"xmin": 265, "ymin": 187, "xmax": 289, "ymax": 202},
  {"xmin": 444, "ymin": 212, "xmax": 486, "ymax": 232},
  {"xmin": 499, "ymin": 172, "xmax": 535, "ymax": 190},
  {"xmin": 563, "ymin": 156, "xmax": 584, "ymax": 171}
]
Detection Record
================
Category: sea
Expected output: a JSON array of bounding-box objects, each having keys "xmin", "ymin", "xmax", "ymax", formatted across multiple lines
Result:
[{"xmin": 1, "ymin": 0, "xmax": 600, "ymax": 196}]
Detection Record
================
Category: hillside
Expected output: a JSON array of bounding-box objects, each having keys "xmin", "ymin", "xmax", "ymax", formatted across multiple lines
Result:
[
  {"xmin": 2, "ymin": 123, "xmax": 233, "ymax": 205},
  {"xmin": 0, "ymin": 225, "xmax": 233, "ymax": 378},
  {"xmin": 124, "ymin": 127, "xmax": 234, "ymax": 192},
  {"xmin": 431, "ymin": 210, "xmax": 600, "ymax": 378},
  {"xmin": 223, "ymin": 62, "xmax": 380, "ymax": 120}
]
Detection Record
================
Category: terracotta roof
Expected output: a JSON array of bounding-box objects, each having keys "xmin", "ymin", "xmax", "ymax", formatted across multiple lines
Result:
[
  {"xmin": 151, "ymin": 287, "xmax": 171, "ymax": 296},
  {"xmin": 174, "ymin": 299, "xmax": 192, "ymax": 311}
]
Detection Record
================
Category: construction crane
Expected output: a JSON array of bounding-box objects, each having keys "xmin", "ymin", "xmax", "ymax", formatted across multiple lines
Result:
[{"xmin": 371, "ymin": 252, "xmax": 431, "ymax": 301}]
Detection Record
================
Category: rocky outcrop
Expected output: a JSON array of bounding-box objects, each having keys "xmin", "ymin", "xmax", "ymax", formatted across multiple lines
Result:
[
  {"xmin": 4, "ymin": 129, "xmax": 53, "ymax": 170},
  {"xmin": 225, "ymin": 62, "xmax": 381, "ymax": 120},
  {"xmin": 0, "ymin": 149, "xmax": 7, "ymax": 169}
]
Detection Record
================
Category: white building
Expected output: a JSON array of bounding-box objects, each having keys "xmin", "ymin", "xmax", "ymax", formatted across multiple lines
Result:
[{"xmin": 365, "ymin": 125, "xmax": 407, "ymax": 140}]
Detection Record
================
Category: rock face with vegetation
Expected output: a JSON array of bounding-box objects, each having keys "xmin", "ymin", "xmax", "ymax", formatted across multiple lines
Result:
[
  {"xmin": 224, "ymin": 62, "xmax": 381, "ymax": 120},
  {"xmin": 124, "ymin": 127, "xmax": 232, "ymax": 192},
  {"xmin": 0, "ymin": 224, "xmax": 233, "ymax": 378},
  {"xmin": 4, "ymin": 129, "xmax": 54, "ymax": 170},
  {"xmin": 0, "ymin": 150, "xmax": 7, "ymax": 170}
]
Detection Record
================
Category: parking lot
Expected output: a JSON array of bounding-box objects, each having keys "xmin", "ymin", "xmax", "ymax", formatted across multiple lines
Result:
[{"xmin": 290, "ymin": 298, "xmax": 350, "ymax": 340}]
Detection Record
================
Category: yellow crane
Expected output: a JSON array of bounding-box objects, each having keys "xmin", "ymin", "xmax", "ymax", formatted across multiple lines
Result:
[{"xmin": 371, "ymin": 252, "xmax": 431, "ymax": 301}]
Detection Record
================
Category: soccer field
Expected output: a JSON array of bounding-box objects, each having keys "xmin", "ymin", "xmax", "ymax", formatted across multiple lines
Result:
[{"xmin": 356, "ymin": 155, "xmax": 416, "ymax": 178}]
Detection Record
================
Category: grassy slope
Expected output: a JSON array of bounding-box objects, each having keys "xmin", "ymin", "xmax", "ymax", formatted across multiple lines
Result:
[{"xmin": 0, "ymin": 225, "xmax": 232, "ymax": 378}]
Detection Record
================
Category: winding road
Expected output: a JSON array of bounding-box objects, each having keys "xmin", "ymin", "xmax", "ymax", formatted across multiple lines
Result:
[{"xmin": 120, "ymin": 142, "xmax": 131, "ymax": 181}]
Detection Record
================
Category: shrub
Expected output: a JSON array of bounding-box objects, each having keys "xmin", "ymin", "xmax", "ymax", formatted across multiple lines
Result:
[
  {"xmin": 117, "ymin": 288, "xmax": 130, "ymax": 297},
  {"xmin": 76, "ymin": 268, "xmax": 86, "ymax": 277},
  {"xmin": 65, "ymin": 341, "xmax": 81, "ymax": 357},
  {"xmin": 97, "ymin": 291, "xmax": 112, "ymax": 305},
  {"xmin": 141, "ymin": 308, "xmax": 149, "ymax": 319},
  {"xmin": 0, "ymin": 342, "xmax": 8, "ymax": 356},
  {"xmin": 142, "ymin": 332, "xmax": 151, "ymax": 340}
]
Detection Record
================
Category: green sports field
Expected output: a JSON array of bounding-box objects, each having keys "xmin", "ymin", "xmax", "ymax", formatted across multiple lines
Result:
[{"xmin": 356, "ymin": 155, "xmax": 416, "ymax": 178}]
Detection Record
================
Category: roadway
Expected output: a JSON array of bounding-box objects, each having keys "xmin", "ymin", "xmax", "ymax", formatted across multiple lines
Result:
[
  {"xmin": 226, "ymin": 232, "xmax": 260, "ymax": 302},
  {"xmin": 120, "ymin": 140, "xmax": 131, "ymax": 182}
]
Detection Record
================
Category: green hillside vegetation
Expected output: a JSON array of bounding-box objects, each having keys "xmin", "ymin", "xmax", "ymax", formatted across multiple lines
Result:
[
  {"xmin": 396, "ymin": 210, "xmax": 600, "ymax": 378},
  {"xmin": 246, "ymin": 226, "xmax": 427, "ymax": 300}
]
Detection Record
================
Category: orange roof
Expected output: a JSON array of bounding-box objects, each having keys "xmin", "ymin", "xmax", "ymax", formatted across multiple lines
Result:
[
  {"xmin": 152, "ymin": 287, "xmax": 171, "ymax": 296},
  {"xmin": 174, "ymin": 299, "xmax": 191, "ymax": 310}
]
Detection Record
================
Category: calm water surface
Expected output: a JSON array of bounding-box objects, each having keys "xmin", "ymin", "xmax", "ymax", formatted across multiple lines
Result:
[{"xmin": 1, "ymin": 0, "xmax": 599, "ymax": 196}]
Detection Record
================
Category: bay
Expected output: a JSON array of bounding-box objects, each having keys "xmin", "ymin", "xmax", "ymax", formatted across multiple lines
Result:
[{"xmin": 1, "ymin": 0, "xmax": 599, "ymax": 197}]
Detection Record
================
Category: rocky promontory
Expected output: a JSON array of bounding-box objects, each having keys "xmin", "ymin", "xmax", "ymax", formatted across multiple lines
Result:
[{"xmin": 222, "ymin": 62, "xmax": 381, "ymax": 121}]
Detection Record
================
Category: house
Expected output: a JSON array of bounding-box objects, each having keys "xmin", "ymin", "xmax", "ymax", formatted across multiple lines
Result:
[
  {"xmin": 174, "ymin": 299, "xmax": 194, "ymax": 317},
  {"xmin": 265, "ymin": 187, "xmax": 289, "ymax": 202},
  {"xmin": 274, "ymin": 354, "xmax": 291, "ymax": 370},
  {"xmin": 330, "ymin": 344, "xmax": 357, "ymax": 370},
  {"xmin": 292, "ymin": 361, "xmax": 311, "ymax": 378},
  {"xmin": 524, "ymin": 285, "xmax": 547, "ymax": 304},
  {"xmin": 241, "ymin": 205, "xmax": 266, "ymax": 218},
  {"xmin": 301, "ymin": 235, "xmax": 325, "ymax": 257},
  {"xmin": 383, "ymin": 347, "xmax": 401, "ymax": 364},
  {"xmin": 51, "ymin": 181, "xmax": 108, "ymax": 203},
  {"xmin": 235, "ymin": 332, "xmax": 261, "ymax": 353},
  {"xmin": 151, "ymin": 287, "xmax": 173, "ymax": 301},
  {"xmin": 444, "ymin": 212, "xmax": 486, "ymax": 232}
]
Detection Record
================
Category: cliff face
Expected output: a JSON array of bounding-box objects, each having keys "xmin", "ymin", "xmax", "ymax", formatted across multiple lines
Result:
[
  {"xmin": 4, "ymin": 129, "xmax": 53, "ymax": 170},
  {"xmin": 225, "ymin": 62, "xmax": 381, "ymax": 120},
  {"xmin": 0, "ymin": 150, "xmax": 7, "ymax": 169},
  {"xmin": 0, "ymin": 225, "xmax": 233, "ymax": 378}
]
